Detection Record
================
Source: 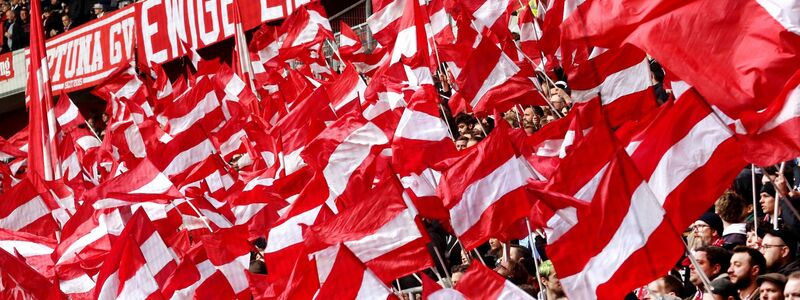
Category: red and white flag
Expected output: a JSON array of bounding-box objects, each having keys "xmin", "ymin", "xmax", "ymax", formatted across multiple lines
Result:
[
  {"xmin": 311, "ymin": 244, "xmax": 398, "ymax": 300},
  {"xmin": 568, "ymin": 45, "xmax": 657, "ymax": 127},
  {"xmin": 454, "ymin": 261, "xmax": 534, "ymax": 299},
  {"xmin": 25, "ymin": 0, "xmax": 60, "ymax": 182},
  {"xmin": 305, "ymin": 176, "xmax": 432, "ymax": 283},
  {"xmin": 437, "ymin": 123, "xmax": 534, "ymax": 250},
  {"xmin": 279, "ymin": 2, "xmax": 334, "ymax": 58},
  {"xmin": 736, "ymin": 69, "xmax": 800, "ymax": 166},
  {"xmin": 85, "ymin": 159, "xmax": 183, "ymax": 210},
  {"xmin": 94, "ymin": 210, "xmax": 179, "ymax": 299},
  {"xmin": 560, "ymin": 0, "xmax": 800, "ymax": 118}
]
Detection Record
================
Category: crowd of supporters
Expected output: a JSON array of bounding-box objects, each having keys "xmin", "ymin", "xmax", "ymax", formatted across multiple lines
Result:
[{"xmin": 0, "ymin": 0, "xmax": 134, "ymax": 52}]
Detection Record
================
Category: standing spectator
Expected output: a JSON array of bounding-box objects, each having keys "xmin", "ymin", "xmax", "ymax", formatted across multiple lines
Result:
[
  {"xmin": 90, "ymin": 3, "xmax": 104, "ymax": 20},
  {"xmin": 43, "ymin": 7, "xmax": 63, "ymax": 37},
  {"xmin": 786, "ymin": 272, "xmax": 800, "ymax": 300},
  {"xmin": 539, "ymin": 260, "xmax": 567, "ymax": 300},
  {"xmin": 3, "ymin": 9, "xmax": 24, "ymax": 51},
  {"xmin": 60, "ymin": 13, "xmax": 72, "ymax": 32},
  {"xmin": 690, "ymin": 212, "xmax": 725, "ymax": 249},
  {"xmin": 17, "ymin": 8, "xmax": 27, "ymax": 47},
  {"xmin": 729, "ymin": 246, "xmax": 767, "ymax": 300},
  {"xmin": 757, "ymin": 273, "xmax": 787, "ymax": 300},
  {"xmin": 761, "ymin": 183, "xmax": 779, "ymax": 224},
  {"xmin": 644, "ymin": 275, "xmax": 683, "ymax": 300},
  {"xmin": 455, "ymin": 136, "xmax": 468, "ymax": 151},
  {"xmin": 717, "ymin": 190, "xmax": 749, "ymax": 249},
  {"xmin": 688, "ymin": 246, "xmax": 732, "ymax": 300},
  {"xmin": 761, "ymin": 228, "xmax": 800, "ymax": 276}
]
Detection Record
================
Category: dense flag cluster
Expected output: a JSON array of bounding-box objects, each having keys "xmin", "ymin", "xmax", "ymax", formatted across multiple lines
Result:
[{"xmin": 2, "ymin": 0, "xmax": 799, "ymax": 298}]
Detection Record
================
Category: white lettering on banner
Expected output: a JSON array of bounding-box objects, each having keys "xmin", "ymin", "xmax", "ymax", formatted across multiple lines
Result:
[
  {"xmin": 197, "ymin": 0, "xmax": 220, "ymax": 46},
  {"xmin": 164, "ymin": 0, "xmax": 188, "ymax": 58},
  {"xmin": 0, "ymin": 52, "xmax": 13, "ymax": 80},
  {"xmin": 221, "ymin": 0, "xmax": 234, "ymax": 37},
  {"xmin": 142, "ymin": 0, "xmax": 167, "ymax": 62},
  {"xmin": 261, "ymin": 0, "xmax": 283, "ymax": 20}
]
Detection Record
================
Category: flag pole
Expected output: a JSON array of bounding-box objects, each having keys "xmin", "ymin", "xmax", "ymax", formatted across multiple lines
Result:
[
  {"xmin": 432, "ymin": 245, "xmax": 454, "ymax": 286},
  {"xmin": 752, "ymin": 165, "xmax": 759, "ymax": 233},
  {"xmin": 525, "ymin": 217, "xmax": 546, "ymax": 293},
  {"xmin": 774, "ymin": 162, "xmax": 785, "ymax": 230}
]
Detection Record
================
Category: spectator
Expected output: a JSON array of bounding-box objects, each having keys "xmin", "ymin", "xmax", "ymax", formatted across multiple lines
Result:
[
  {"xmin": 455, "ymin": 136, "xmax": 468, "ymax": 151},
  {"xmin": 716, "ymin": 190, "xmax": 749, "ymax": 249},
  {"xmin": 761, "ymin": 183, "xmax": 779, "ymax": 224},
  {"xmin": 17, "ymin": 8, "xmax": 27, "ymax": 45},
  {"xmin": 539, "ymin": 260, "xmax": 567, "ymax": 300},
  {"xmin": 761, "ymin": 228, "xmax": 800, "ymax": 276},
  {"xmin": 3, "ymin": 9, "xmax": 24, "ymax": 51},
  {"xmin": 522, "ymin": 105, "xmax": 542, "ymax": 134},
  {"xmin": 90, "ymin": 3, "xmax": 104, "ymax": 20},
  {"xmin": 454, "ymin": 113, "xmax": 477, "ymax": 137},
  {"xmin": 689, "ymin": 246, "xmax": 732, "ymax": 300},
  {"xmin": 60, "ymin": 13, "xmax": 72, "ymax": 32},
  {"xmin": 729, "ymin": 246, "xmax": 767, "ymax": 300},
  {"xmin": 691, "ymin": 212, "xmax": 725, "ymax": 249},
  {"xmin": 757, "ymin": 273, "xmax": 786, "ymax": 300},
  {"xmin": 644, "ymin": 275, "xmax": 683, "ymax": 300},
  {"xmin": 43, "ymin": 7, "xmax": 63, "ymax": 37},
  {"xmin": 549, "ymin": 94, "xmax": 567, "ymax": 112},
  {"xmin": 466, "ymin": 135, "xmax": 483, "ymax": 148},
  {"xmin": 44, "ymin": 0, "xmax": 64, "ymax": 13},
  {"xmin": 117, "ymin": 0, "xmax": 131, "ymax": 9},
  {"xmin": 704, "ymin": 276, "xmax": 741, "ymax": 300},
  {"xmin": 450, "ymin": 264, "xmax": 468, "ymax": 286},
  {"xmin": 786, "ymin": 272, "xmax": 800, "ymax": 300}
]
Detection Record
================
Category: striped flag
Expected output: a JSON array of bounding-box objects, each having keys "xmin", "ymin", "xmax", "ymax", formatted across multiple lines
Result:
[{"xmin": 25, "ymin": 0, "xmax": 61, "ymax": 182}]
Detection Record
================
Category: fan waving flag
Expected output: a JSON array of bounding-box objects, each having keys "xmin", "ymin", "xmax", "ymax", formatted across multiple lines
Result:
[
  {"xmin": 437, "ymin": 122, "xmax": 534, "ymax": 250},
  {"xmin": 26, "ymin": 0, "xmax": 61, "ymax": 182}
]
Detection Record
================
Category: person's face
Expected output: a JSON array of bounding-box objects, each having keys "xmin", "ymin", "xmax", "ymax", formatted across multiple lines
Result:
[
  {"xmin": 690, "ymin": 251, "xmax": 718, "ymax": 286},
  {"xmin": 645, "ymin": 279, "xmax": 670, "ymax": 299},
  {"xmin": 457, "ymin": 122, "xmax": 471, "ymax": 135},
  {"xmin": 61, "ymin": 15, "xmax": 69, "ymax": 26},
  {"xmin": 748, "ymin": 230, "xmax": 763, "ymax": 250},
  {"xmin": 691, "ymin": 221, "xmax": 715, "ymax": 243},
  {"xmin": 761, "ymin": 192, "xmax": 776, "ymax": 214},
  {"xmin": 509, "ymin": 247, "xmax": 524, "ymax": 263},
  {"xmin": 488, "ymin": 238, "xmax": 501, "ymax": 250},
  {"xmin": 760, "ymin": 234, "xmax": 789, "ymax": 269},
  {"xmin": 455, "ymin": 140, "xmax": 467, "ymax": 151},
  {"xmin": 729, "ymin": 252, "xmax": 756, "ymax": 289},
  {"xmin": 550, "ymin": 95, "xmax": 565, "ymax": 110},
  {"xmin": 451, "ymin": 271, "xmax": 464, "ymax": 286},
  {"xmin": 5, "ymin": 10, "xmax": 14, "ymax": 20},
  {"xmin": 544, "ymin": 272, "xmax": 564, "ymax": 296},
  {"xmin": 523, "ymin": 107, "xmax": 534, "ymax": 124},
  {"xmin": 785, "ymin": 278, "xmax": 800, "ymax": 300},
  {"xmin": 18, "ymin": 9, "xmax": 26, "ymax": 20},
  {"xmin": 760, "ymin": 281, "xmax": 784, "ymax": 300},
  {"xmin": 93, "ymin": 7, "xmax": 102, "ymax": 14}
]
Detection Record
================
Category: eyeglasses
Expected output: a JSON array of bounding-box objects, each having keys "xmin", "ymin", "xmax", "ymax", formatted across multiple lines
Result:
[
  {"xmin": 690, "ymin": 224, "xmax": 710, "ymax": 231},
  {"xmin": 761, "ymin": 244, "xmax": 787, "ymax": 250}
]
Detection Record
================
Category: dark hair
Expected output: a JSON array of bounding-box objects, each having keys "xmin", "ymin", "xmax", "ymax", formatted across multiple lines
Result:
[
  {"xmin": 660, "ymin": 275, "xmax": 684, "ymax": 296},
  {"xmin": 451, "ymin": 264, "xmax": 469, "ymax": 274},
  {"xmin": 716, "ymin": 190, "xmax": 747, "ymax": 223},
  {"xmin": 696, "ymin": 245, "xmax": 732, "ymax": 278},
  {"xmin": 456, "ymin": 136, "xmax": 469, "ymax": 143},
  {"xmin": 733, "ymin": 245, "xmax": 767, "ymax": 276},
  {"xmin": 509, "ymin": 245, "xmax": 535, "ymax": 275},
  {"xmin": 454, "ymin": 113, "xmax": 477, "ymax": 126},
  {"xmin": 764, "ymin": 226, "xmax": 798, "ymax": 259},
  {"xmin": 649, "ymin": 59, "xmax": 665, "ymax": 83}
]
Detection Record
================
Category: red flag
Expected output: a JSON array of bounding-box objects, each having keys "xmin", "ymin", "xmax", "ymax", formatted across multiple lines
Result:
[
  {"xmin": 560, "ymin": 0, "xmax": 800, "ymax": 118},
  {"xmin": 455, "ymin": 261, "xmax": 534, "ymax": 299},
  {"xmin": 736, "ymin": 69, "xmax": 800, "ymax": 165},
  {"xmin": 26, "ymin": 0, "xmax": 61, "ymax": 182},
  {"xmin": 437, "ymin": 122, "xmax": 534, "ymax": 250}
]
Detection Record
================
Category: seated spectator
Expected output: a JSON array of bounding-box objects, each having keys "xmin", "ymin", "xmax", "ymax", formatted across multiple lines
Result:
[
  {"xmin": 690, "ymin": 212, "xmax": 725, "ymax": 249},
  {"xmin": 716, "ymin": 190, "xmax": 749, "ymax": 249},
  {"xmin": 785, "ymin": 272, "xmax": 800, "ymax": 299},
  {"xmin": 757, "ymin": 273, "xmax": 786, "ymax": 300},
  {"xmin": 761, "ymin": 228, "xmax": 800, "ymax": 276},
  {"xmin": 729, "ymin": 246, "xmax": 767, "ymax": 300},
  {"xmin": 539, "ymin": 260, "xmax": 567, "ymax": 300},
  {"xmin": 689, "ymin": 246, "xmax": 732, "ymax": 300}
]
